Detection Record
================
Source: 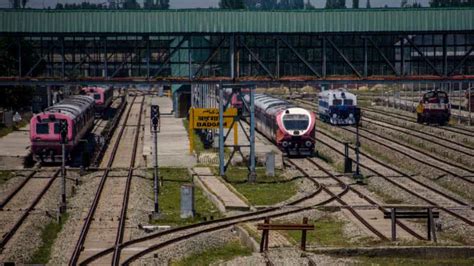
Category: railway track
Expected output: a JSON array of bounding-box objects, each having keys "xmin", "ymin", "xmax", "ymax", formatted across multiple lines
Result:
[
  {"xmin": 361, "ymin": 117, "xmax": 474, "ymax": 157},
  {"xmin": 292, "ymin": 99, "xmax": 474, "ymax": 184},
  {"xmin": 361, "ymin": 106, "xmax": 474, "ymax": 138},
  {"xmin": 69, "ymin": 95, "xmax": 144, "ymax": 265},
  {"xmin": 287, "ymin": 158, "xmax": 422, "ymax": 241},
  {"xmin": 315, "ymin": 130, "xmax": 473, "ymax": 226},
  {"xmin": 0, "ymin": 168, "xmax": 60, "ymax": 251},
  {"xmin": 78, "ymin": 154, "xmax": 398, "ymax": 264}
]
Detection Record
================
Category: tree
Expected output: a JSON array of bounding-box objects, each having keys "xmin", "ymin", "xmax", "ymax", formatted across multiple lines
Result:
[
  {"xmin": 9, "ymin": 0, "xmax": 20, "ymax": 8},
  {"xmin": 325, "ymin": 0, "xmax": 346, "ymax": 8},
  {"xmin": 21, "ymin": 0, "xmax": 28, "ymax": 8},
  {"xmin": 353, "ymin": 0, "xmax": 359, "ymax": 8},
  {"xmin": 123, "ymin": 0, "xmax": 140, "ymax": 9},
  {"xmin": 305, "ymin": 0, "xmax": 316, "ymax": 9},
  {"xmin": 219, "ymin": 0, "xmax": 246, "ymax": 9},
  {"xmin": 430, "ymin": 0, "xmax": 474, "ymax": 7},
  {"xmin": 366, "ymin": 0, "xmax": 371, "ymax": 8}
]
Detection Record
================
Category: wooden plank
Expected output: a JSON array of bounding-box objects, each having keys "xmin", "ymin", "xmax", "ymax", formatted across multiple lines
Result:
[{"xmin": 257, "ymin": 224, "xmax": 314, "ymax": 231}]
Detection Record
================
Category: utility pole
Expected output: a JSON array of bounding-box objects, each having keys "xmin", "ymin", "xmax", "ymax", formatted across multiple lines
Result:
[
  {"xmin": 59, "ymin": 120, "xmax": 68, "ymax": 214},
  {"xmin": 151, "ymin": 103, "xmax": 161, "ymax": 218},
  {"xmin": 353, "ymin": 108, "xmax": 363, "ymax": 184}
]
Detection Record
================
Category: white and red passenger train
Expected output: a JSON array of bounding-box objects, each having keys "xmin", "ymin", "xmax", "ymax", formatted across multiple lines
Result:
[
  {"xmin": 252, "ymin": 94, "xmax": 316, "ymax": 156},
  {"xmin": 80, "ymin": 86, "xmax": 113, "ymax": 113},
  {"xmin": 30, "ymin": 95, "xmax": 95, "ymax": 162}
]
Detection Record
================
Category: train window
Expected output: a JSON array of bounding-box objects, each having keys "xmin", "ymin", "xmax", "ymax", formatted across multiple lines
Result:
[
  {"xmin": 94, "ymin": 94, "xmax": 101, "ymax": 100},
  {"xmin": 343, "ymin": 99, "xmax": 353, "ymax": 106},
  {"xmin": 333, "ymin": 99, "xmax": 342, "ymax": 106},
  {"xmin": 54, "ymin": 120, "xmax": 67, "ymax": 134},
  {"xmin": 283, "ymin": 114, "xmax": 309, "ymax": 130},
  {"xmin": 36, "ymin": 123, "xmax": 49, "ymax": 134}
]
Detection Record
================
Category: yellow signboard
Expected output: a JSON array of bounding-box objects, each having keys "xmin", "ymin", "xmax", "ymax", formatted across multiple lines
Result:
[
  {"xmin": 191, "ymin": 108, "xmax": 237, "ymax": 129},
  {"xmin": 188, "ymin": 107, "xmax": 238, "ymax": 154}
]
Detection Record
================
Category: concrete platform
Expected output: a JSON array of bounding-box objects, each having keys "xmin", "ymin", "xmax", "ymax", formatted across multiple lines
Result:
[
  {"xmin": 0, "ymin": 124, "xmax": 31, "ymax": 169},
  {"xmin": 193, "ymin": 167, "xmax": 249, "ymax": 212},
  {"xmin": 142, "ymin": 96, "xmax": 196, "ymax": 168}
]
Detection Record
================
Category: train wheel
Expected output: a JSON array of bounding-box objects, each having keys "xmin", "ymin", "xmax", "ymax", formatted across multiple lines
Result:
[{"xmin": 416, "ymin": 114, "xmax": 423, "ymax": 124}]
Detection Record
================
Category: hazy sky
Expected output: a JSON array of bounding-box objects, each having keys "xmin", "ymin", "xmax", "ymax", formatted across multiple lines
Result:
[{"xmin": 0, "ymin": 0, "xmax": 431, "ymax": 9}]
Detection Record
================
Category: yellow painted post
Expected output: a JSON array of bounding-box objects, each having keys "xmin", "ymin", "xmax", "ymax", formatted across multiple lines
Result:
[
  {"xmin": 233, "ymin": 121, "xmax": 238, "ymax": 146},
  {"xmin": 189, "ymin": 108, "xmax": 194, "ymax": 154}
]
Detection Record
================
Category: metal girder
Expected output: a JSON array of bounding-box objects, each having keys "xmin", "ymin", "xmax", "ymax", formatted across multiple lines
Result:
[
  {"xmin": 278, "ymin": 36, "xmax": 320, "ymax": 78},
  {"xmin": 193, "ymin": 37, "xmax": 226, "ymax": 78},
  {"xmin": 403, "ymin": 35, "xmax": 441, "ymax": 76},
  {"xmin": 240, "ymin": 39, "xmax": 275, "ymax": 79},
  {"xmin": 448, "ymin": 46, "xmax": 474, "ymax": 76},
  {"xmin": 24, "ymin": 54, "xmax": 47, "ymax": 77},
  {"xmin": 110, "ymin": 52, "xmax": 133, "ymax": 78},
  {"xmin": 325, "ymin": 37, "xmax": 362, "ymax": 78},
  {"xmin": 367, "ymin": 37, "xmax": 400, "ymax": 76},
  {"xmin": 153, "ymin": 36, "xmax": 188, "ymax": 77}
]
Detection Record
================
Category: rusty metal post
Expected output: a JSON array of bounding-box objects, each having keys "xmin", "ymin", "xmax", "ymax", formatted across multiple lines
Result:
[
  {"xmin": 264, "ymin": 217, "xmax": 270, "ymax": 251},
  {"xmin": 301, "ymin": 217, "xmax": 308, "ymax": 251},
  {"xmin": 391, "ymin": 208, "xmax": 396, "ymax": 241},
  {"xmin": 428, "ymin": 208, "xmax": 437, "ymax": 242}
]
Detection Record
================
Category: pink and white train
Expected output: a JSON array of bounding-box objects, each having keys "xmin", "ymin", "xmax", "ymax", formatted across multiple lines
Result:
[
  {"xmin": 80, "ymin": 86, "xmax": 113, "ymax": 113},
  {"xmin": 30, "ymin": 95, "xmax": 95, "ymax": 162}
]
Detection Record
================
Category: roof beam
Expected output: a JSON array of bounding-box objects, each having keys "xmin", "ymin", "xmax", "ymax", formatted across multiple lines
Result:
[
  {"xmin": 278, "ymin": 36, "xmax": 321, "ymax": 78},
  {"xmin": 325, "ymin": 37, "xmax": 362, "ymax": 78},
  {"xmin": 240, "ymin": 39, "xmax": 275, "ymax": 79},
  {"xmin": 403, "ymin": 35, "xmax": 441, "ymax": 76}
]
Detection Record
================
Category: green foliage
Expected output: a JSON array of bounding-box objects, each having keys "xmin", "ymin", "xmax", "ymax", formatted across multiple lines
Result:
[
  {"xmin": 171, "ymin": 240, "xmax": 252, "ymax": 266},
  {"xmin": 30, "ymin": 213, "xmax": 69, "ymax": 264},
  {"xmin": 430, "ymin": 0, "xmax": 474, "ymax": 7},
  {"xmin": 150, "ymin": 168, "xmax": 221, "ymax": 226},
  {"xmin": 0, "ymin": 171, "xmax": 14, "ymax": 185},
  {"xmin": 358, "ymin": 257, "xmax": 474, "ymax": 266},
  {"xmin": 219, "ymin": 0, "xmax": 246, "ymax": 9},
  {"xmin": 285, "ymin": 216, "xmax": 350, "ymax": 246},
  {"xmin": 325, "ymin": 0, "xmax": 346, "ymax": 8},
  {"xmin": 222, "ymin": 167, "xmax": 297, "ymax": 206},
  {"xmin": 352, "ymin": 0, "xmax": 359, "ymax": 8},
  {"xmin": 0, "ymin": 87, "xmax": 34, "ymax": 109}
]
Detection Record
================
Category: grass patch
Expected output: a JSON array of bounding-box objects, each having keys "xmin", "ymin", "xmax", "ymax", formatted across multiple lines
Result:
[
  {"xmin": 171, "ymin": 240, "xmax": 252, "ymax": 266},
  {"xmin": 284, "ymin": 216, "xmax": 348, "ymax": 246},
  {"xmin": 314, "ymin": 150, "xmax": 334, "ymax": 164},
  {"xmin": 182, "ymin": 119, "xmax": 205, "ymax": 154},
  {"xmin": 0, "ymin": 119, "xmax": 29, "ymax": 138},
  {"xmin": 29, "ymin": 213, "xmax": 69, "ymax": 264},
  {"xmin": 0, "ymin": 171, "xmax": 14, "ymax": 185},
  {"xmin": 151, "ymin": 168, "xmax": 222, "ymax": 226},
  {"xmin": 368, "ymin": 184, "xmax": 404, "ymax": 205},
  {"xmin": 220, "ymin": 167, "xmax": 297, "ymax": 206},
  {"xmin": 357, "ymin": 256, "xmax": 474, "ymax": 266}
]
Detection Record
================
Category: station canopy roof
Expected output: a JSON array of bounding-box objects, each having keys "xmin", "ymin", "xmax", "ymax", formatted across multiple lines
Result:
[{"xmin": 1, "ymin": 8, "xmax": 473, "ymax": 34}]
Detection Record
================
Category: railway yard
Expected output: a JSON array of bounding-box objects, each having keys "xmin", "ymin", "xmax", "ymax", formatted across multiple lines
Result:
[{"xmin": 0, "ymin": 84, "xmax": 472, "ymax": 266}]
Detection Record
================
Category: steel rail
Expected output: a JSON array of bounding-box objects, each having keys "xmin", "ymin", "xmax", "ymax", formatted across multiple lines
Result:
[
  {"xmin": 361, "ymin": 107, "xmax": 474, "ymax": 138},
  {"xmin": 0, "ymin": 169, "xmax": 38, "ymax": 209},
  {"xmin": 287, "ymin": 159, "xmax": 397, "ymax": 241},
  {"xmin": 340, "ymin": 125, "xmax": 474, "ymax": 181},
  {"xmin": 120, "ymin": 185, "xmax": 348, "ymax": 265},
  {"xmin": 0, "ymin": 169, "xmax": 60, "ymax": 250},
  {"xmin": 80, "ymin": 167, "xmax": 342, "ymax": 264},
  {"xmin": 112, "ymin": 97, "xmax": 145, "ymax": 265},
  {"xmin": 292, "ymin": 99, "xmax": 474, "ymax": 182},
  {"xmin": 69, "ymin": 96, "xmax": 137, "ymax": 266},
  {"xmin": 362, "ymin": 117, "xmax": 474, "ymax": 156},
  {"xmin": 316, "ymin": 131, "xmax": 474, "ymax": 226},
  {"xmin": 304, "ymin": 158, "xmax": 424, "ymax": 240}
]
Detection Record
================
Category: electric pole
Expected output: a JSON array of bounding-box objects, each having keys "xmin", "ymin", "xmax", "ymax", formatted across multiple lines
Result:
[
  {"xmin": 151, "ymin": 103, "xmax": 161, "ymax": 218},
  {"xmin": 59, "ymin": 119, "xmax": 68, "ymax": 214}
]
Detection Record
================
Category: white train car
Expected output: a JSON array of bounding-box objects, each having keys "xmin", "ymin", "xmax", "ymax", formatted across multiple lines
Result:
[{"xmin": 318, "ymin": 90, "xmax": 358, "ymax": 125}]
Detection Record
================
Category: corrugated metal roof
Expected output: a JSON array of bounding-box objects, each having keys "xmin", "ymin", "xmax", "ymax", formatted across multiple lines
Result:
[{"xmin": 1, "ymin": 8, "xmax": 473, "ymax": 34}]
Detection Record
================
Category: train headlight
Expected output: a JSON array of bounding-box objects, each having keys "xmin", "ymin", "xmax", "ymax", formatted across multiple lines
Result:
[
  {"xmin": 332, "ymin": 113, "xmax": 337, "ymax": 119},
  {"xmin": 349, "ymin": 113, "xmax": 354, "ymax": 118},
  {"xmin": 282, "ymin": 141, "xmax": 289, "ymax": 148},
  {"xmin": 305, "ymin": 141, "xmax": 313, "ymax": 147}
]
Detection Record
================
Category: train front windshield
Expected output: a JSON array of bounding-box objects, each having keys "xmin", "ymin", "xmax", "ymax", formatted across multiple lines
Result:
[{"xmin": 283, "ymin": 114, "xmax": 309, "ymax": 130}]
